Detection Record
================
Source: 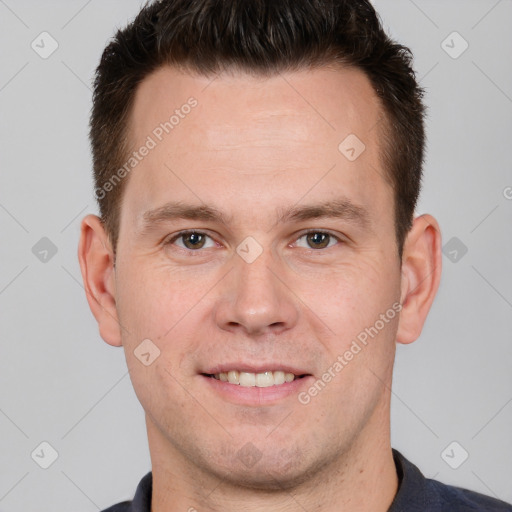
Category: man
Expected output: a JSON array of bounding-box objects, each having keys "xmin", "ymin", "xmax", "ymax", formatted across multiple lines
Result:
[{"xmin": 78, "ymin": 0, "xmax": 512, "ymax": 510}]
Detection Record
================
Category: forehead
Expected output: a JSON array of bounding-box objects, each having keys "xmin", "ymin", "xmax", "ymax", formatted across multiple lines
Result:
[
  {"xmin": 129, "ymin": 63, "xmax": 383, "ymax": 147},
  {"xmin": 123, "ymin": 64, "xmax": 390, "ymax": 227}
]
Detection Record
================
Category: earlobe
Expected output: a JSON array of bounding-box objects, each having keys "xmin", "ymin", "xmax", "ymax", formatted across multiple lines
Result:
[
  {"xmin": 78, "ymin": 214, "xmax": 123, "ymax": 347},
  {"xmin": 396, "ymin": 214, "xmax": 442, "ymax": 345}
]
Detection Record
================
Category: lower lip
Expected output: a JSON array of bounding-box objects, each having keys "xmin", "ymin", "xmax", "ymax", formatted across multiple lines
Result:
[{"xmin": 201, "ymin": 374, "xmax": 314, "ymax": 405}]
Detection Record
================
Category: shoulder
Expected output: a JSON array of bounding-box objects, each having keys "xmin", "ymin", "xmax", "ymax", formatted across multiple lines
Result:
[
  {"xmin": 101, "ymin": 502, "xmax": 131, "ymax": 512},
  {"xmin": 391, "ymin": 449, "xmax": 512, "ymax": 511},
  {"xmin": 100, "ymin": 471, "xmax": 153, "ymax": 512},
  {"xmin": 427, "ymin": 478, "xmax": 512, "ymax": 511}
]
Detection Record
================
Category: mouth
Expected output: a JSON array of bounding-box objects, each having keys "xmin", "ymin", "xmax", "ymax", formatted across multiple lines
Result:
[
  {"xmin": 200, "ymin": 365, "xmax": 314, "ymax": 405},
  {"xmin": 201, "ymin": 370, "xmax": 310, "ymax": 388}
]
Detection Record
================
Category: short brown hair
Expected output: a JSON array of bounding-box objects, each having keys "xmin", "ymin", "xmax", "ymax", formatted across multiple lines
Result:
[{"xmin": 90, "ymin": 0, "xmax": 426, "ymax": 256}]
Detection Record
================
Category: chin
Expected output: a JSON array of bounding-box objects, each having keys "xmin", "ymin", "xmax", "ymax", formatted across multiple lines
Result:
[{"xmin": 205, "ymin": 445, "xmax": 322, "ymax": 491}]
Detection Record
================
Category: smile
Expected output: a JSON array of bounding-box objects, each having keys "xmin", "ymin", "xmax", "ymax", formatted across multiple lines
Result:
[{"xmin": 205, "ymin": 370, "xmax": 306, "ymax": 387}]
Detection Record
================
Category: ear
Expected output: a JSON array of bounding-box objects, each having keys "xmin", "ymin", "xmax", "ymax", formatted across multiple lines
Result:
[
  {"xmin": 78, "ymin": 214, "xmax": 122, "ymax": 347},
  {"xmin": 396, "ymin": 214, "xmax": 442, "ymax": 345}
]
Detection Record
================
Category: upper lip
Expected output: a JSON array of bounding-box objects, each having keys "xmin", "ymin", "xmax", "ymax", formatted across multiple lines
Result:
[{"xmin": 202, "ymin": 363, "xmax": 311, "ymax": 376}]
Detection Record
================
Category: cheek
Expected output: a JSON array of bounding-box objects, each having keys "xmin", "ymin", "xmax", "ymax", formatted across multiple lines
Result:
[
  {"xmin": 293, "ymin": 257, "xmax": 400, "ymax": 337},
  {"xmin": 127, "ymin": 353, "xmax": 200, "ymax": 433},
  {"xmin": 115, "ymin": 261, "xmax": 215, "ymax": 398},
  {"xmin": 115, "ymin": 260, "xmax": 213, "ymax": 340}
]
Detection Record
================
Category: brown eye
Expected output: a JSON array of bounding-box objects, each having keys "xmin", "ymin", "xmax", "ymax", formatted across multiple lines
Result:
[
  {"xmin": 306, "ymin": 232, "xmax": 330, "ymax": 249},
  {"xmin": 168, "ymin": 231, "xmax": 215, "ymax": 251},
  {"xmin": 295, "ymin": 231, "xmax": 339, "ymax": 250},
  {"xmin": 182, "ymin": 232, "xmax": 206, "ymax": 249},
  {"xmin": 298, "ymin": 231, "xmax": 340, "ymax": 250}
]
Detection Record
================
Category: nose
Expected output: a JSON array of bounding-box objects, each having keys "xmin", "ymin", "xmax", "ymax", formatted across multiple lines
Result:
[{"xmin": 213, "ymin": 246, "xmax": 300, "ymax": 337}]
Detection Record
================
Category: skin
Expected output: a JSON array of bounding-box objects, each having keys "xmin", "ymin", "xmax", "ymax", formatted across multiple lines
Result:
[{"xmin": 79, "ymin": 65, "xmax": 442, "ymax": 511}]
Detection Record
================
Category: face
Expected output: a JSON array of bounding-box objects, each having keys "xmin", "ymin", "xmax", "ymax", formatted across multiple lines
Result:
[{"xmin": 108, "ymin": 65, "xmax": 403, "ymax": 487}]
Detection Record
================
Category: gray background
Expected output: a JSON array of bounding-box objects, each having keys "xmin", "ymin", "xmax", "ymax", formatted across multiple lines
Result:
[{"xmin": 0, "ymin": 0, "xmax": 511, "ymax": 510}]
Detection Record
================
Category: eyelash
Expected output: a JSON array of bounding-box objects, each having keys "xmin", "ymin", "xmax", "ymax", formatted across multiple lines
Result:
[{"xmin": 164, "ymin": 229, "xmax": 343, "ymax": 254}]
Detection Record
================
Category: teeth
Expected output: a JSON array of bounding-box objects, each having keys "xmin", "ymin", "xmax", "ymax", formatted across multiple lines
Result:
[
  {"xmin": 239, "ymin": 372, "xmax": 256, "ymax": 387},
  {"xmin": 284, "ymin": 372, "xmax": 295, "ymax": 383},
  {"xmin": 255, "ymin": 371, "xmax": 273, "ymax": 387},
  {"xmin": 212, "ymin": 370, "xmax": 299, "ymax": 387},
  {"xmin": 273, "ymin": 371, "xmax": 285, "ymax": 385},
  {"xmin": 227, "ymin": 370, "xmax": 239, "ymax": 384}
]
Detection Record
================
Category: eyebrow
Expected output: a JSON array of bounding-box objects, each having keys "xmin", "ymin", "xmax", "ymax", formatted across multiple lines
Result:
[
  {"xmin": 276, "ymin": 199, "xmax": 370, "ymax": 227},
  {"xmin": 139, "ymin": 198, "xmax": 370, "ymax": 233}
]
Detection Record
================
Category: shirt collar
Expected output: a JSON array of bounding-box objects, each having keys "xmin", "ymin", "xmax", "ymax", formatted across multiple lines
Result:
[
  {"xmin": 388, "ymin": 448, "xmax": 429, "ymax": 511},
  {"xmin": 128, "ymin": 470, "xmax": 152, "ymax": 512}
]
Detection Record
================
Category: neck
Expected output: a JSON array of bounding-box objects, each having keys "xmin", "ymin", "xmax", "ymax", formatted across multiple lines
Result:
[{"xmin": 148, "ymin": 398, "xmax": 398, "ymax": 512}]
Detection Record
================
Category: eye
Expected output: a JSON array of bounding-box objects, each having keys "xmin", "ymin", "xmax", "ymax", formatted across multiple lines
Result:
[
  {"xmin": 165, "ymin": 229, "xmax": 342, "ymax": 253},
  {"xmin": 294, "ymin": 230, "xmax": 341, "ymax": 250},
  {"xmin": 167, "ymin": 230, "xmax": 216, "ymax": 250}
]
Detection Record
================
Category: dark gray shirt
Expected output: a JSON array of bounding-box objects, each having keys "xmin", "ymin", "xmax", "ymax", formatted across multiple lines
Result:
[{"xmin": 102, "ymin": 449, "xmax": 512, "ymax": 511}]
